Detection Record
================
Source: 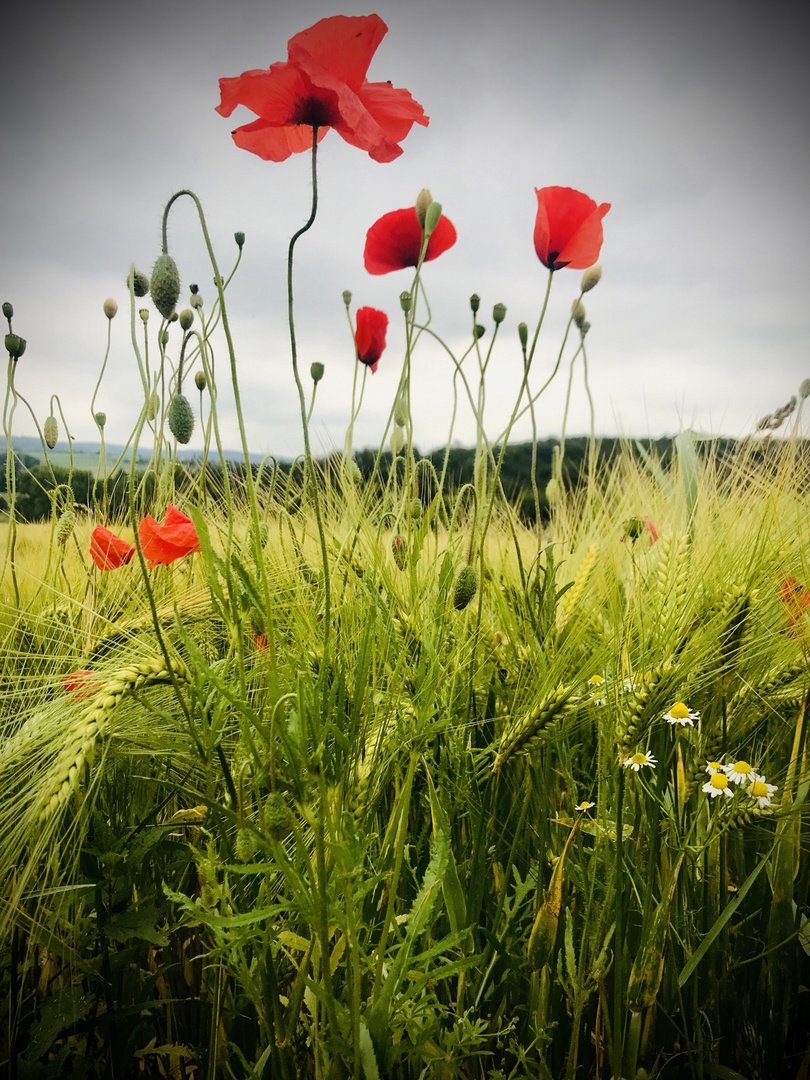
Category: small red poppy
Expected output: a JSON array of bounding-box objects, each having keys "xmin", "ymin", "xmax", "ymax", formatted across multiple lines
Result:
[
  {"xmin": 533, "ymin": 186, "xmax": 611, "ymax": 271},
  {"xmin": 64, "ymin": 669, "xmax": 100, "ymax": 701},
  {"xmin": 643, "ymin": 517, "xmax": 659, "ymax": 546},
  {"xmin": 778, "ymin": 576, "xmax": 810, "ymax": 637},
  {"xmin": 363, "ymin": 207, "xmax": 457, "ymax": 275},
  {"xmin": 355, "ymin": 307, "xmax": 388, "ymax": 374},
  {"xmin": 138, "ymin": 504, "xmax": 201, "ymax": 567},
  {"xmin": 89, "ymin": 525, "xmax": 136, "ymax": 571},
  {"xmin": 216, "ymin": 14, "xmax": 428, "ymax": 164}
]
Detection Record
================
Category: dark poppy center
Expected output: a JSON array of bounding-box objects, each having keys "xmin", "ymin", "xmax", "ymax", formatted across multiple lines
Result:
[{"xmin": 291, "ymin": 95, "xmax": 341, "ymax": 129}]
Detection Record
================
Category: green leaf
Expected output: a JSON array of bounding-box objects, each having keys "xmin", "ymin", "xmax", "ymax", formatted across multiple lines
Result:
[{"xmin": 105, "ymin": 901, "xmax": 169, "ymax": 947}]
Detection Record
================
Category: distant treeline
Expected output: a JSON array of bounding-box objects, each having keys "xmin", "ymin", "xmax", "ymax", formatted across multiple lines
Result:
[{"xmin": 0, "ymin": 436, "xmax": 744, "ymax": 523}]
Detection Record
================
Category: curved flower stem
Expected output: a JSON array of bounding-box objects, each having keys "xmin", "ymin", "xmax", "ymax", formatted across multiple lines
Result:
[{"xmin": 2, "ymin": 359, "xmax": 20, "ymax": 607}]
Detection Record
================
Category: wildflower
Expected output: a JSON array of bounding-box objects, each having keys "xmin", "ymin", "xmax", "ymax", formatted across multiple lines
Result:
[
  {"xmin": 663, "ymin": 701, "xmax": 699, "ymax": 727},
  {"xmin": 705, "ymin": 760, "xmax": 724, "ymax": 775},
  {"xmin": 623, "ymin": 750, "xmax": 657, "ymax": 772},
  {"xmin": 749, "ymin": 777, "xmax": 778, "ymax": 809},
  {"xmin": 778, "ymin": 576, "xmax": 810, "ymax": 636},
  {"xmin": 89, "ymin": 525, "xmax": 136, "ymax": 571},
  {"xmin": 644, "ymin": 516, "xmax": 659, "ymax": 545},
  {"xmin": 363, "ymin": 207, "xmax": 456, "ymax": 275},
  {"xmin": 216, "ymin": 14, "xmax": 428, "ymax": 164},
  {"xmin": 588, "ymin": 674, "xmax": 606, "ymax": 705},
  {"xmin": 702, "ymin": 772, "xmax": 733, "ymax": 798},
  {"xmin": 724, "ymin": 759, "xmax": 755, "ymax": 785},
  {"xmin": 575, "ymin": 800, "xmax": 596, "ymax": 812},
  {"xmin": 355, "ymin": 307, "xmax": 388, "ymax": 373},
  {"xmin": 533, "ymin": 186, "xmax": 611, "ymax": 271},
  {"xmin": 63, "ymin": 670, "xmax": 100, "ymax": 700},
  {"xmin": 138, "ymin": 504, "xmax": 201, "ymax": 567}
]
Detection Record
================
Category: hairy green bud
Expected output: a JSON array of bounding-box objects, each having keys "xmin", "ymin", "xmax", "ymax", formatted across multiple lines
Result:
[
  {"xmin": 147, "ymin": 391, "xmax": 160, "ymax": 421},
  {"xmin": 5, "ymin": 333, "xmax": 26, "ymax": 360},
  {"xmin": 150, "ymin": 253, "xmax": 181, "ymax": 319},
  {"xmin": 127, "ymin": 269, "xmax": 150, "ymax": 297},
  {"xmin": 190, "ymin": 293, "xmax": 203, "ymax": 309},
  {"xmin": 178, "ymin": 308, "xmax": 194, "ymax": 331},
  {"xmin": 580, "ymin": 264, "xmax": 602, "ymax": 293},
  {"xmin": 44, "ymin": 415, "xmax": 58, "ymax": 449},
  {"xmin": 194, "ymin": 370, "xmax": 207, "ymax": 392},
  {"xmin": 310, "ymin": 361, "xmax": 325, "ymax": 383},
  {"xmin": 168, "ymin": 393, "xmax": 194, "ymax": 444},
  {"xmin": 410, "ymin": 497, "xmax": 423, "ymax": 521},
  {"xmin": 415, "ymin": 188, "xmax": 433, "ymax": 226},
  {"xmin": 453, "ymin": 565, "xmax": 478, "ymax": 610},
  {"xmin": 55, "ymin": 508, "xmax": 76, "ymax": 546},
  {"xmin": 265, "ymin": 791, "xmax": 290, "ymax": 840}
]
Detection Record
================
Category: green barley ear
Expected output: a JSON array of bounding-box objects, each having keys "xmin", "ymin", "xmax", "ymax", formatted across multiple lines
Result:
[
  {"xmin": 494, "ymin": 683, "xmax": 575, "ymax": 771},
  {"xmin": 55, "ymin": 508, "xmax": 76, "ymax": 546},
  {"xmin": 453, "ymin": 565, "xmax": 478, "ymax": 610},
  {"xmin": 265, "ymin": 792, "xmax": 290, "ymax": 840},
  {"xmin": 44, "ymin": 415, "xmax": 58, "ymax": 449},
  {"xmin": 150, "ymin": 253, "xmax": 180, "ymax": 319},
  {"xmin": 168, "ymin": 393, "xmax": 194, "ymax": 444}
]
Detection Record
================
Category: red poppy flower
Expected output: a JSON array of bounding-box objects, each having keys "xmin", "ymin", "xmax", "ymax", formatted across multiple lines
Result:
[
  {"xmin": 89, "ymin": 525, "xmax": 136, "ymax": 571},
  {"xmin": 363, "ymin": 207, "xmax": 457, "ymax": 275},
  {"xmin": 533, "ymin": 187, "xmax": 611, "ymax": 271},
  {"xmin": 64, "ymin": 669, "xmax": 100, "ymax": 701},
  {"xmin": 643, "ymin": 517, "xmax": 659, "ymax": 546},
  {"xmin": 216, "ymin": 14, "xmax": 428, "ymax": 164},
  {"xmin": 355, "ymin": 307, "xmax": 388, "ymax": 373},
  {"xmin": 778, "ymin": 576, "xmax": 810, "ymax": 637},
  {"xmin": 138, "ymin": 504, "xmax": 201, "ymax": 567}
]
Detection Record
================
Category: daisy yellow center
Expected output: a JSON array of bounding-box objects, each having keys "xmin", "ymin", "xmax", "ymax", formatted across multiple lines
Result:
[
  {"xmin": 750, "ymin": 780, "xmax": 768, "ymax": 797},
  {"xmin": 732, "ymin": 760, "xmax": 752, "ymax": 776},
  {"xmin": 707, "ymin": 761, "xmax": 722, "ymax": 771},
  {"xmin": 630, "ymin": 752, "xmax": 647, "ymax": 766},
  {"xmin": 670, "ymin": 702, "xmax": 689, "ymax": 719},
  {"xmin": 590, "ymin": 675, "xmax": 604, "ymax": 685},
  {"xmin": 709, "ymin": 773, "xmax": 729, "ymax": 791}
]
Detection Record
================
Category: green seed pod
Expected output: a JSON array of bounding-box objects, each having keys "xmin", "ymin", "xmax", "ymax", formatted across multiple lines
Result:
[
  {"xmin": 168, "ymin": 393, "xmax": 194, "ymax": 444},
  {"xmin": 2, "ymin": 301, "xmax": 13, "ymax": 320},
  {"xmin": 94, "ymin": 412, "xmax": 106, "ymax": 429},
  {"xmin": 392, "ymin": 534, "xmax": 408, "ymax": 570},
  {"xmin": 470, "ymin": 294, "xmax": 480, "ymax": 314},
  {"xmin": 55, "ymin": 508, "xmax": 76, "ymax": 546},
  {"xmin": 139, "ymin": 308, "xmax": 149, "ymax": 323},
  {"xmin": 147, "ymin": 391, "xmax": 160, "ymax": 421},
  {"xmin": 150, "ymin": 253, "xmax": 181, "ymax": 319},
  {"xmin": 5, "ymin": 333, "xmax": 26, "ymax": 360},
  {"xmin": 492, "ymin": 302, "xmax": 507, "ymax": 325},
  {"xmin": 103, "ymin": 298, "xmax": 118, "ymax": 319},
  {"xmin": 179, "ymin": 308, "xmax": 194, "ymax": 331},
  {"xmin": 265, "ymin": 791, "xmax": 290, "ymax": 840},
  {"xmin": 310, "ymin": 361, "xmax": 324, "ymax": 383},
  {"xmin": 234, "ymin": 231, "xmax": 245, "ymax": 249},
  {"xmin": 342, "ymin": 289, "xmax": 352, "ymax": 307},
  {"xmin": 194, "ymin": 370, "xmax": 206, "ymax": 392},
  {"xmin": 399, "ymin": 290, "xmax": 411, "ymax": 313},
  {"xmin": 453, "ymin": 565, "xmax": 478, "ymax": 610},
  {"xmin": 44, "ymin": 415, "xmax": 58, "ymax": 449},
  {"xmin": 518, "ymin": 322, "xmax": 528, "ymax": 348},
  {"xmin": 190, "ymin": 293, "xmax": 203, "ymax": 309},
  {"xmin": 474, "ymin": 324, "xmax": 486, "ymax": 339}
]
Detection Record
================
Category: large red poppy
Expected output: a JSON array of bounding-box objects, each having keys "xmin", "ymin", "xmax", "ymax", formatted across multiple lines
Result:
[
  {"xmin": 138, "ymin": 504, "xmax": 201, "ymax": 567},
  {"xmin": 216, "ymin": 14, "xmax": 428, "ymax": 164},
  {"xmin": 533, "ymin": 187, "xmax": 611, "ymax": 271},
  {"xmin": 89, "ymin": 525, "xmax": 136, "ymax": 571},
  {"xmin": 363, "ymin": 207, "xmax": 457, "ymax": 275},
  {"xmin": 355, "ymin": 307, "xmax": 388, "ymax": 373}
]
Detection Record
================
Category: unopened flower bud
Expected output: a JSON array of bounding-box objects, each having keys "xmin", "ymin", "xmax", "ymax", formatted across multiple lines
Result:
[
  {"xmin": 150, "ymin": 253, "xmax": 181, "ymax": 319},
  {"xmin": 194, "ymin": 371, "xmax": 207, "ymax": 391},
  {"xmin": 571, "ymin": 299, "xmax": 586, "ymax": 329},
  {"xmin": 5, "ymin": 333, "xmax": 26, "ymax": 360},
  {"xmin": 394, "ymin": 396, "xmax": 408, "ymax": 428},
  {"xmin": 581, "ymin": 320, "xmax": 591, "ymax": 335},
  {"xmin": 127, "ymin": 269, "xmax": 150, "ymax": 297},
  {"xmin": 2, "ymin": 302, "xmax": 13, "ymax": 320},
  {"xmin": 44, "ymin": 415, "xmax": 58, "ymax": 449},
  {"xmin": 160, "ymin": 330, "xmax": 169, "ymax": 347},
  {"xmin": 391, "ymin": 534, "xmax": 408, "ymax": 571},
  {"xmin": 390, "ymin": 425, "xmax": 404, "ymax": 456},
  {"xmin": 345, "ymin": 458, "xmax": 362, "ymax": 483},
  {"xmin": 399, "ymin": 291, "xmax": 411, "ymax": 313},
  {"xmin": 342, "ymin": 290, "xmax": 352, "ymax": 307},
  {"xmin": 545, "ymin": 477, "xmax": 560, "ymax": 506},
  {"xmin": 470, "ymin": 294, "xmax": 480, "ymax": 314},
  {"xmin": 415, "ymin": 188, "xmax": 433, "ymax": 226},
  {"xmin": 190, "ymin": 294, "xmax": 203, "ymax": 309},
  {"xmin": 424, "ymin": 200, "xmax": 442, "ymax": 237},
  {"xmin": 800, "ymin": 378, "xmax": 810, "ymax": 399},
  {"xmin": 581, "ymin": 264, "xmax": 602, "ymax": 293},
  {"xmin": 492, "ymin": 303, "xmax": 507, "ymax": 325},
  {"xmin": 147, "ymin": 391, "xmax": 160, "ymax": 421},
  {"xmin": 169, "ymin": 311, "xmax": 178, "ymax": 322},
  {"xmin": 55, "ymin": 508, "xmax": 76, "ymax": 546},
  {"xmin": 453, "ymin": 565, "xmax": 478, "ymax": 610},
  {"xmin": 475, "ymin": 325, "xmax": 486, "ymax": 339},
  {"xmin": 518, "ymin": 322, "xmax": 528, "ymax": 348},
  {"xmin": 168, "ymin": 393, "xmax": 194, "ymax": 444},
  {"xmin": 234, "ymin": 231, "xmax": 245, "ymax": 249},
  {"xmin": 410, "ymin": 497, "xmax": 423, "ymax": 521},
  {"xmin": 139, "ymin": 308, "xmax": 149, "ymax": 323},
  {"xmin": 179, "ymin": 309, "xmax": 194, "ymax": 331},
  {"xmin": 94, "ymin": 412, "xmax": 106, "ymax": 429},
  {"xmin": 102, "ymin": 298, "xmax": 117, "ymax": 320},
  {"xmin": 310, "ymin": 362, "xmax": 324, "ymax": 383}
]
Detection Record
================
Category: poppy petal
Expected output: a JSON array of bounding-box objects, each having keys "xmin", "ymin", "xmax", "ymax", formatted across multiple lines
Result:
[
  {"xmin": 355, "ymin": 307, "xmax": 388, "ymax": 368},
  {"xmin": 287, "ymin": 14, "xmax": 387, "ymax": 91},
  {"xmin": 89, "ymin": 525, "xmax": 136, "ymax": 571},
  {"xmin": 533, "ymin": 187, "xmax": 610, "ymax": 271},
  {"xmin": 364, "ymin": 208, "xmax": 456, "ymax": 275}
]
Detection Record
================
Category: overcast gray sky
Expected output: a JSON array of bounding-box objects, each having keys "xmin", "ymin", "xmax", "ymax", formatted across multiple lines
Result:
[{"xmin": 2, "ymin": 0, "xmax": 809, "ymax": 458}]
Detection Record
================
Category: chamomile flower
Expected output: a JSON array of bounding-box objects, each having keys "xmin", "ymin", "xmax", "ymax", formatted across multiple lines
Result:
[
  {"xmin": 575, "ymin": 800, "xmax": 596, "ymax": 812},
  {"xmin": 588, "ymin": 674, "xmax": 606, "ymax": 705},
  {"xmin": 705, "ymin": 760, "xmax": 724, "ymax": 775},
  {"xmin": 623, "ymin": 750, "xmax": 657, "ymax": 772},
  {"xmin": 702, "ymin": 772, "xmax": 733, "ymax": 798},
  {"xmin": 663, "ymin": 701, "xmax": 700, "ymax": 726},
  {"xmin": 724, "ymin": 760, "xmax": 755, "ymax": 785},
  {"xmin": 749, "ymin": 778, "xmax": 778, "ymax": 809}
]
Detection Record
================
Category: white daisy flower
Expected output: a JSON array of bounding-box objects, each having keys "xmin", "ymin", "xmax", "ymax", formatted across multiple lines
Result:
[
  {"xmin": 705, "ymin": 760, "xmax": 724, "ymax": 775},
  {"xmin": 588, "ymin": 674, "xmax": 606, "ymax": 705},
  {"xmin": 702, "ymin": 772, "xmax": 733, "ymax": 798},
  {"xmin": 623, "ymin": 750, "xmax": 657, "ymax": 772},
  {"xmin": 575, "ymin": 800, "xmax": 596, "ymax": 812},
  {"xmin": 663, "ymin": 701, "xmax": 699, "ymax": 726},
  {"xmin": 749, "ymin": 778, "xmax": 778, "ymax": 809},
  {"xmin": 724, "ymin": 760, "xmax": 755, "ymax": 785}
]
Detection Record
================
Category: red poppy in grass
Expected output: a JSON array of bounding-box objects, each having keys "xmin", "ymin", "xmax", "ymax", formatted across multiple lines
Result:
[
  {"xmin": 643, "ymin": 517, "xmax": 659, "ymax": 546},
  {"xmin": 216, "ymin": 14, "xmax": 428, "ymax": 164},
  {"xmin": 778, "ymin": 576, "xmax": 810, "ymax": 637},
  {"xmin": 355, "ymin": 307, "xmax": 388, "ymax": 373},
  {"xmin": 363, "ymin": 207, "xmax": 457, "ymax": 275},
  {"xmin": 64, "ymin": 670, "xmax": 100, "ymax": 700},
  {"xmin": 138, "ymin": 504, "xmax": 201, "ymax": 567},
  {"xmin": 533, "ymin": 186, "xmax": 611, "ymax": 271},
  {"xmin": 89, "ymin": 525, "xmax": 136, "ymax": 571}
]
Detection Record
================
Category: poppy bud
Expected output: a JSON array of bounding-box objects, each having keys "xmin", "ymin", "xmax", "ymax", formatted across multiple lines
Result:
[
  {"xmin": 453, "ymin": 565, "xmax": 478, "ymax": 610},
  {"xmin": 150, "ymin": 253, "xmax": 181, "ymax": 319},
  {"xmin": 310, "ymin": 362, "xmax": 324, "ymax": 383},
  {"xmin": 415, "ymin": 188, "xmax": 433, "ymax": 226},
  {"xmin": 168, "ymin": 393, "xmax": 194, "ymax": 444},
  {"xmin": 127, "ymin": 268, "xmax": 150, "ymax": 297},
  {"xmin": 234, "ymin": 231, "xmax": 245, "ymax": 249},
  {"xmin": 5, "ymin": 333, "xmax": 26, "ymax": 360},
  {"xmin": 581, "ymin": 321, "xmax": 591, "ymax": 335},
  {"xmin": 3, "ymin": 302, "xmax": 13, "ymax": 320},
  {"xmin": 190, "ymin": 294, "xmax": 203, "ymax": 309},
  {"xmin": 139, "ymin": 308, "xmax": 149, "ymax": 323},
  {"xmin": 394, "ymin": 397, "xmax": 408, "ymax": 428},
  {"xmin": 474, "ymin": 324, "xmax": 486, "ymax": 339},
  {"xmin": 342, "ymin": 290, "xmax": 353, "ymax": 307},
  {"xmin": 55, "ymin": 508, "xmax": 76, "ymax": 546},
  {"xmin": 194, "ymin": 371, "xmax": 206, "ymax": 391},
  {"xmin": 43, "ymin": 415, "xmax": 58, "ymax": 448},
  {"xmin": 392, "ymin": 534, "xmax": 408, "ymax": 570},
  {"xmin": 800, "ymin": 378, "xmax": 810, "ymax": 399},
  {"xmin": 581, "ymin": 264, "xmax": 602, "ymax": 293},
  {"xmin": 179, "ymin": 309, "xmax": 194, "ymax": 331},
  {"xmin": 410, "ymin": 497, "xmax": 423, "ymax": 521},
  {"xmin": 103, "ymin": 298, "xmax": 118, "ymax": 320},
  {"xmin": 265, "ymin": 791, "xmax": 290, "ymax": 840},
  {"xmin": 571, "ymin": 299, "xmax": 586, "ymax": 329},
  {"xmin": 545, "ymin": 477, "xmax": 560, "ymax": 506},
  {"xmin": 518, "ymin": 322, "xmax": 528, "ymax": 348},
  {"xmin": 424, "ymin": 200, "xmax": 442, "ymax": 238},
  {"xmin": 169, "ymin": 311, "xmax": 178, "ymax": 322},
  {"xmin": 160, "ymin": 331, "xmax": 169, "ymax": 347},
  {"xmin": 94, "ymin": 412, "xmax": 106, "ymax": 429},
  {"xmin": 470, "ymin": 294, "xmax": 480, "ymax": 314},
  {"xmin": 390, "ymin": 426, "xmax": 404, "ymax": 456},
  {"xmin": 399, "ymin": 291, "xmax": 411, "ymax": 313},
  {"xmin": 346, "ymin": 459, "xmax": 363, "ymax": 484},
  {"xmin": 492, "ymin": 303, "xmax": 507, "ymax": 325},
  {"xmin": 147, "ymin": 391, "xmax": 160, "ymax": 421}
]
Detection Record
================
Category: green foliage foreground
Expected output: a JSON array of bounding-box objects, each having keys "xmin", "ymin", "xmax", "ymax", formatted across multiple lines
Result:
[{"xmin": 1, "ymin": 437, "xmax": 809, "ymax": 1079}]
